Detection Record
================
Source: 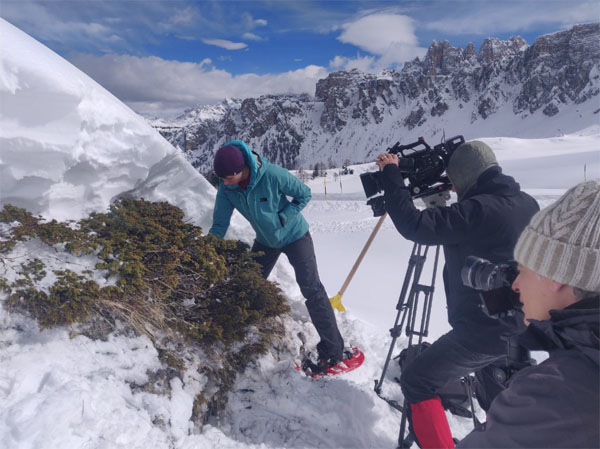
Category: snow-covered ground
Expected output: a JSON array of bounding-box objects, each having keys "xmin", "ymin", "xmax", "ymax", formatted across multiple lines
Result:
[{"xmin": 1, "ymin": 16, "xmax": 600, "ymax": 449}]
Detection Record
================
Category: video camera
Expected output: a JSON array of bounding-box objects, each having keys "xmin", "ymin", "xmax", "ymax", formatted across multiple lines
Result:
[
  {"xmin": 461, "ymin": 256, "xmax": 522, "ymax": 318},
  {"xmin": 359, "ymin": 135, "xmax": 464, "ymax": 216}
]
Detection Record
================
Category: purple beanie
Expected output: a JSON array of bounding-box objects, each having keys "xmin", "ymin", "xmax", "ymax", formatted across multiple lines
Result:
[{"xmin": 213, "ymin": 145, "xmax": 245, "ymax": 177}]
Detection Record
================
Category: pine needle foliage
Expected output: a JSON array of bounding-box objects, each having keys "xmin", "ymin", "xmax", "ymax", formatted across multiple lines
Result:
[{"xmin": 0, "ymin": 199, "xmax": 289, "ymax": 346}]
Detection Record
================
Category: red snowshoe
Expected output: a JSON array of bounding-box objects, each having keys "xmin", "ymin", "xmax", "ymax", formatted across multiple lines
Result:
[{"xmin": 295, "ymin": 346, "xmax": 365, "ymax": 379}]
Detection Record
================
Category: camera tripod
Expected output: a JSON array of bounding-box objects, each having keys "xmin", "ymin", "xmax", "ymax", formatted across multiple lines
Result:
[{"xmin": 373, "ymin": 240, "xmax": 443, "ymax": 448}]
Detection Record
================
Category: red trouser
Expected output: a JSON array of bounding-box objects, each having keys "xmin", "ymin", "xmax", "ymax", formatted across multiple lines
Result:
[{"xmin": 410, "ymin": 397, "xmax": 454, "ymax": 449}]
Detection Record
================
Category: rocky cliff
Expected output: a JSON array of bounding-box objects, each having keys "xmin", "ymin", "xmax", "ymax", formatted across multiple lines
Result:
[{"xmin": 151, "ymin": 23, "xmax": 600, "ymax": 173}]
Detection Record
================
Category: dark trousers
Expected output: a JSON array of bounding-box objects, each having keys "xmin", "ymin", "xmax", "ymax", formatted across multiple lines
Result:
[
  {"xmin": 400, "ymin": 331, "xmax": 507, "ymax": 447},
  {"xmin": 251, "ymin": 231, "xmax": 345, "ymax": 360},
  {"xmin": 400, "ymin": 330, "xmax": 505, "ymax": 405}
]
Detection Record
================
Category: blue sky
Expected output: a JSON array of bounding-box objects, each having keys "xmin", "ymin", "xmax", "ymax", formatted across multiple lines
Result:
[{"xmin": 2, "ymin": 1, "xmax": 598, "ymax": 117}]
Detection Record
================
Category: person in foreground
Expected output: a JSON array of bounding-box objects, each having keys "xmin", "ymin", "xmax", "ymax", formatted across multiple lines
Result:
[
  {"xmin": 209, "ymin": 141, "xmax": 345, "ymax": 371},
  {"xmin": 458, "ymin": 180, "xmax": 600, "ymax": 448},
  {"xmin": 376, "ymin": 141, "xmax": 539, "ymax": 448}
]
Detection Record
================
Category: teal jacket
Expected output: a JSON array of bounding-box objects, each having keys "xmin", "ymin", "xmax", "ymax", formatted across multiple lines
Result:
[{"xmin": 209, "ymin": 140, "xmax": 310, "ymax": 248}]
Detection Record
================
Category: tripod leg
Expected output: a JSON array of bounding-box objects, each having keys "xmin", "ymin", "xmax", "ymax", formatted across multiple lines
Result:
[
  {"xmin": 464, "ymin": 375, "xmax": 485, "ymax": 431},
  {"xmin": 398, "ymin": 401, "xmax": 412, "ymax": 448},
  {"xmin": 375, "ymin": 244, "xmax": 444, "ymax": 448},
  {"xmin": 396, "ymin": 245, "xmax": 443, "ymax": 448},
  {"xmin": 375, "ymin": 242, "xmax": 419, "ymax": 394}
]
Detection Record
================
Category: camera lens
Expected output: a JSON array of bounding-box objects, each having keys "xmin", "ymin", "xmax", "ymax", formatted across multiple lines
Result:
[
  {"xmin": 462, "ymin": 256, "xmax": 521, "ymax": 318},
  {"xmin": 462, "ymin": 256, "xmax": 496, "ymax": 290},
  {"xmin": 462, "ymin": 256, "xmax": 519, "ymax": 291}
]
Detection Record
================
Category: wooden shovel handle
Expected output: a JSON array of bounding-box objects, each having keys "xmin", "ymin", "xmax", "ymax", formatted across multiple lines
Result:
[{"xmin": 337, "ymin": 213, "xmax": 387, "ymax": 296}]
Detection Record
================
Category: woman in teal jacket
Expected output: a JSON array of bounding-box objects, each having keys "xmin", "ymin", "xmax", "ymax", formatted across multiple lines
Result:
[{"xmin": 209, "ymin": 141, "xmax": 345, "ymax": 367}]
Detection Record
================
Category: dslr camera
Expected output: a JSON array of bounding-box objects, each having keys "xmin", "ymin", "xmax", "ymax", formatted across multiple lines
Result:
[
  {"xmin": 360, "ymin": 135, "xmax": 465, "ymax": 215},
  {"xmin": 461, "ymin": 256, "xmax": 522, "ymax": 318}
]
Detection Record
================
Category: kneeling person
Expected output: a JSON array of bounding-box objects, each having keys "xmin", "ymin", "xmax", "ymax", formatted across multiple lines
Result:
[{"xmin": 459, "ymin": 180, "xmax": 600, "ymax": 448}]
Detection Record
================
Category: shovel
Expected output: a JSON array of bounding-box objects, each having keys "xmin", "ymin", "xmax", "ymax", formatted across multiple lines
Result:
[{"xmin": 329, "ymin": 213, "xmax": 387, "ymax": 312}]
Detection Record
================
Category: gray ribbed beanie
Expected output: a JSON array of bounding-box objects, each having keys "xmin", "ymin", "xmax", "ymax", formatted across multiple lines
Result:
[
  {"xmin": 514, "ymin": 180, "xmax": 600, "ymax": 293},
  {"xmin": 446, "ymin": 141, "xmax": 498, "ymax": 199}
]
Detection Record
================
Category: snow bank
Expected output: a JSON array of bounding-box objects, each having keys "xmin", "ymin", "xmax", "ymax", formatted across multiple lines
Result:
[{"xmin": 0, "ymin": 20, "xmax": 175, "ymax": 221}]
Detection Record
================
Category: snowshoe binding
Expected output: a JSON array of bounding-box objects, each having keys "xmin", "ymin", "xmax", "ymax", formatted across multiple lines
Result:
[{"xmin": 295, "ymin": 346, "xmax": 365, "ymax": 379}]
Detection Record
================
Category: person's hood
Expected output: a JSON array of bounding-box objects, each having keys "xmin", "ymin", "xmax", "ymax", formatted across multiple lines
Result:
[
  {"xmin": 462, "ymin": 166, "xmax": 522, "ymax": 201},
  {"xmin": 520, "ymin": 296, "xmax": 600, "ymax": 366}
]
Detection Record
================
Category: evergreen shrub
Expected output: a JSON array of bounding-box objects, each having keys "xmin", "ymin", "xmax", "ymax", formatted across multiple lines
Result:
[{"xmin": 0, "ymin": 199, "xmax": 289, "ymax": 345}]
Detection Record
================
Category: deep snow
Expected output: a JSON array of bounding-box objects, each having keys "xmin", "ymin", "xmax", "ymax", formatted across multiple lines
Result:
[{"xmin": 1, "ymin": 16, "xmax": 600, "ymax": 449}]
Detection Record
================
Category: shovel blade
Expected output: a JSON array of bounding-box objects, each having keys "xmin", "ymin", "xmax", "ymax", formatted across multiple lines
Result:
[{"xmin": 329, "ymin": 293, "xmax": 346, "ymax": 312}]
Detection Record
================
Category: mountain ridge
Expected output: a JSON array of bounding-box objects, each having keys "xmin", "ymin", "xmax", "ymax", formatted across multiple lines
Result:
[{"xmin": 150, "ymin": 23, "xmax": 600, "ymax": 173}]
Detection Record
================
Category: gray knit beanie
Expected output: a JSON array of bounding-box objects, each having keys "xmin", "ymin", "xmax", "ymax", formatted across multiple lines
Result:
[
  {"xmin": 514, "ymin": 180, "xmax": 600, "ymax": 293},
  {"xmin": 446, "ymin": 141, "xmax": 498, "ymax": 199}
]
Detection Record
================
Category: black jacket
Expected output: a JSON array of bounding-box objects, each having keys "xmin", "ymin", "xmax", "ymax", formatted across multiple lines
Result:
[
  {"xmin": 381, "ymin": 165, "xmax": 539, "ymax": 353},
  {"xmin": 459, "ymin": 296, "xmax": 600, "ymax": 448}
]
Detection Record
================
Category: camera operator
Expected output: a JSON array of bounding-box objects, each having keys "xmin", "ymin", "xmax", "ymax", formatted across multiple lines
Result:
[
  {"xmin": 458, "ymin": 180, "xmax": 600, "ymax": 449},
  {"xmin": 376, "ymin": 141, "xmax": 539, "ymax": 448}
]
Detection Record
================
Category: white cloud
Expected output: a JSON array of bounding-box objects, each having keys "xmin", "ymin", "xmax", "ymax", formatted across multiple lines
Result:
[
  {"xmin": 234, "ymin": 13, "xmax": 267, "ymax": 42},
  {"xmin": 242, "ymin": 32, "xmax": 262, "ymax": 41},
  {"xmin": 1, "ymin": 2, "xmax": 124, "ymax": 50},
  {"xmin": 329, "ymin": 55, "xmax": 377, "ymax": 73},
  {"xmin": 337, "ymin": 13, "xmax": 426, "ymax": 65},
  {"xmin": 164, "ymin": 7, "xmax": 199, "ymax": 27},
  {"xmin": 424, "ymin": 2, "xmax": 599, "ymax": 35},
  {"xmin": 70, "ymin": 54, "xmax": 329, "ymax": 117},
  {"xmin": 379, "ymin": 42, "xmax": 427, "ymax": 66},
  {"xmin": 0, "ymin": 1, "xmax": 244, "ymax": 54},
  {"xmin": 201, "ymin": 38, "xmax": 247, "ymax": 50},
  {"xmin": 240, "ymin": 13, "xmax": 267, "ymax": 29},
  {"xmin": 338, "ymin": 14, "xmax": 418, "ymax": 54}
]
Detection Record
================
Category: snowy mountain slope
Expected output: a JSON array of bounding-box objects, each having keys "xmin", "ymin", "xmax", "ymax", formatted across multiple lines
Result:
[
  {"xmin": 1, "ymin": 16, "xmax": 599, "ymax": 449},
  {"xmin": 0, "ymin": 17, "xmax": 250, "ymax": 239},
  {"xmin": 154, "ymin": 23, "xmax": 600, "ymax": 174}
]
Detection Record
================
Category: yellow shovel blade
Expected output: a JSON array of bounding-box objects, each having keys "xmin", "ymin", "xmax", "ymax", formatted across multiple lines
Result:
[{"xmin": 329, "ymin": 293, "xmax": 346, "ymax": 312}]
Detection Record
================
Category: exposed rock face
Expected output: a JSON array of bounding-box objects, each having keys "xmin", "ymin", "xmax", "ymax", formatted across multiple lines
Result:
[
  {"xmin": 514, "ymin": 24, "xmax": 600, "ymax": 114},
  {"xmin": 315, "ymin": 71, "xmax": 354, "ymax": 132},
  {"xmin": 151, "ymin": 23, "xmax": 600, "ymax": 173}
]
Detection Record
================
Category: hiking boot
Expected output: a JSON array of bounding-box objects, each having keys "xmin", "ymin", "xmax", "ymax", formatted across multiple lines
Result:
[
  {"xmin": 318, "ymin": 355, "xmax": 343, "ymax": 371},
  {"xmin": 300, "ymin": 347, "xmax": 365, "ymax": 378},
  {"xmin": 314, "ymin": 349, "xmax": 355, "ymax": 373},
  {"xmin": 301, "ymin": 351, "xmax": 342, "ymax": 375}
]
